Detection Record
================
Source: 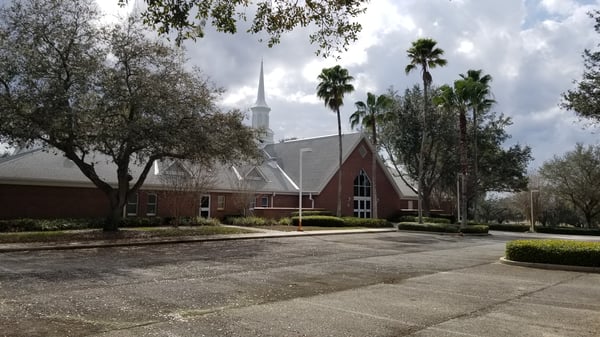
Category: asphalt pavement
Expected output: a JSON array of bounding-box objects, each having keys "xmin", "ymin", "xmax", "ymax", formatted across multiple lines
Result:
[{"xmin": 0, "ymin": 229, "xmax": 598, "ymax": 336}]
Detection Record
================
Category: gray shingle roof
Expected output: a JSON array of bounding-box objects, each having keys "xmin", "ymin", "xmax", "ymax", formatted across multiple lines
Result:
[
  {"xmin": 264, "ymin": 133, "xmax": 362, "ymax": 192},
  {"xmin": 0, "ymin": 133, "xmax": 416, "ymax": 198}
]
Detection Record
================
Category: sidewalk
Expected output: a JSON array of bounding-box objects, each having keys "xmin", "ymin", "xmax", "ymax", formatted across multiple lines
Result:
[{"xmin": 0, "ymin": 226, "xmax": 397, "ymax": 253}]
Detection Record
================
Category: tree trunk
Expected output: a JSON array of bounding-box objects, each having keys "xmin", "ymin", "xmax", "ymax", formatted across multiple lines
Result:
[
  {"xmin": 105, "ymin": 190, "xmax": 123, "ymax": 231},
  {"xmin": 418, "ymin": 83, "xmax": 429, "ymax": 224},
  {"xmin": 336, "ymin": 108, "xmax": 343, "ymax": 217},
  {"xmin": 371, "ymin": 113, "xmax": 378, "ymax": 219},
  {"xmin": 459, "ymin": 110, "xmax": 469, "ymax": 228},
  {"xmin": 472, "ymin": 108, "xmax": 479, "ymax": 222}
]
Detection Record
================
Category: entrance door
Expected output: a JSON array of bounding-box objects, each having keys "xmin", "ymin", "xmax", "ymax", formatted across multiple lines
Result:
[
  {"xmin": 353, "ymin": 170, "xmax": 371, "ymax": 218},
  {"xmin": 199, "ymin": 195, "xmax": 210, "ymax": 218}
]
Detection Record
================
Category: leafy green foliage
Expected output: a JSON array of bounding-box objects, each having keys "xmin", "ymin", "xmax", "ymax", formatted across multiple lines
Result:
[
  {"xmin": 227, "ymin": 216, "xmax": 273, "ymax": 226},
  {"xmin": 397, "ymin": 221, "xmax": 488, "ymax": 234},
  {"xmin": 292, "ymin": 215, "xmax": 345, "ymax": 227},
  {"xmin": 340, "ymin": 217, "xmax": 393, "ymax": 228},
  {"xmin": 561, "ymin": 10, "xmax": 600, "ymax": 125},
  {"xmin": 0, "ymin": 0, "xmax": 259, "ymax": 230},
  {"xmin": 289, "ymin": 210, "xmax": 333, "ymax": 217},
  {"xmin": 0, "ymin": 216, "xmax": 220, "ymax": 232},
  {"xmin": 540, "ymin": 144, "xmax": 600, "ymax": 228},
  {"xmin": 316, "ymin": 65, "xmax": 355, "ymax": 217},
  {"xmin": 506, "ymin": 239, "xmax": 600, "ymax": 267},
  {"xmin": 0, "ymin": 219, "xmax": 100, "ymax": 232},
  {"xmin": 395, "ymin": 216, "xmax": 451, "ymax": 224},
  {"xmin": 397, "ymin": 222, "xmax": 459, "ymax": 233},
  {"xmin": 118, "ymin": 0, "xmax": 367, "ymax": 58}
]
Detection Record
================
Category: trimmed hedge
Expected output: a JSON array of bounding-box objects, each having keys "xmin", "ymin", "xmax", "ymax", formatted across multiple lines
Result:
[
  {"xmin": 535, "ymin": 226, "xmax": 600, "ymax": 236},
  {"xmin": 395, "ymin": 216, "xmax": 451, "ymax": 224},
  {"xmin": 506, "ymin": 239, "xmax": 600, "ymax": 267},
  {"xmin": 292, "ymin": 215, "xmax": 345, "ymax": 227},
  {"xmin": 488, "ymin": 223, "xmax": 530, "ymax": 232},
  {"xmin": 341, "ymin": 217, "xmax": 393, "ymax": 228},
  {"xmin": 0, "ymin": 216, "xmax": 219, "ymax": 232},
  {"xmin": 290, "ymin": 210, "xmax": 333, "ymax": 217},
  {"xmin": 397, "ymin": 222, "xmax": 489, "ymax": 234},
  {"xmin": 460, "ymin": 225, "xmax": 489, "ymax": 234},
  {"xmin": 291, "ymin": 216, "xmax": 393, "ymax": 228},
  {"xmin": 0, "ymin": 218, "xmax": 100, "ymax": 232},
  {"xmin": 227, "ymin": 216, "xmax": 273, "ymax": 226},
  {"xmin": 397, "ymin": 222, "xmax": 459, "ymax": 233}
]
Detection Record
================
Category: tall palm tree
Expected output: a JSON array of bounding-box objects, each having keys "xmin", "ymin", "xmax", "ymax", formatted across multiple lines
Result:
[
  {"xmin": 435, "ymin": 79, "xmax": 474, "ymax": 228},
  {"xmin": 405, "ymin": 38, "xmax": 447, "ymax": 223},
  {"xmin": 317, "ymin": 65, "xmax": 355, "ymax": 217},
  {"xmin": 350, "ymin": 92, "xmax": 392, "ymax": 218},
  {"xmin": 459, "ymin": 70, "xmax": 494, "ymax": 222}
]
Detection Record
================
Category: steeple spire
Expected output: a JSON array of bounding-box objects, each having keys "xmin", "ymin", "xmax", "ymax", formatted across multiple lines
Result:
[
  {"xmin": 251, "ymin": 60, "xmax": 274, "ymax": 145},
  {"xmin": 255, "ymin": 59, "xmax": 268, "ymax": 107}
]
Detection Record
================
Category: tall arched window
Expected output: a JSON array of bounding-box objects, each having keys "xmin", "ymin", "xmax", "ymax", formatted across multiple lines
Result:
[{"xmin": 353, "ymin": 170, "xmax": 371, "ymax": 218}]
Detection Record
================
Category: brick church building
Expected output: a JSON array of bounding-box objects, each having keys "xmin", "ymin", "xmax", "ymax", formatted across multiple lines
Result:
[{"xmin": 0, "ymin": 62, "xmax": 418, "ymax": 220}]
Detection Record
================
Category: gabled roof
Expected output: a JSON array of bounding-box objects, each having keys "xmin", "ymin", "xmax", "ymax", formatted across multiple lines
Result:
[
  {"xmin": 0, "ymin": 134, "xmax": 416, "ymax": 198},
  {"xmin": 264, "ymin": 133, "xmax": 363, "ymax": 192}
]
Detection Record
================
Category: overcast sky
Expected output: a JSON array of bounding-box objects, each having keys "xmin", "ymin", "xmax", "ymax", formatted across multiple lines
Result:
[{"xmin": 45, "ymin": 1, "xmax": 600, "ymax": 169}]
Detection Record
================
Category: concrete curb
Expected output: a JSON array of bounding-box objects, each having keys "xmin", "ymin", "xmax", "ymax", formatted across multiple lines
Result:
[
  {"xmin": 499, "ymin": 257, "xmax": 600, "ymax": 273},
  {"xmin": 0, "ymin": 228, "xmax": 397, "ymax": 253}
]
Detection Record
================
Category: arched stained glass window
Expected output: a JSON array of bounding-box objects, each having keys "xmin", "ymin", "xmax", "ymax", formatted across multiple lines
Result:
[{"xmin": 353, "ymin": 170, "xmax": 371, "ymax": 218}]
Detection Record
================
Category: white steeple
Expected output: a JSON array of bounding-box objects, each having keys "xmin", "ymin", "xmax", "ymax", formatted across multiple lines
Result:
[{"xmin": 251, "ymin": 60, "xmax": 274, "ymax": 144}]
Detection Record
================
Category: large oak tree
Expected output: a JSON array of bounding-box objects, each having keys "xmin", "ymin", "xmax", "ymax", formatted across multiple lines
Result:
[
  {"xmin": 118, "ymin": 0, "xmax": 368, "ymax": 57},
  {"xmin": 0, "ymin": 0, "xmax": 259, "ymax": 230}
]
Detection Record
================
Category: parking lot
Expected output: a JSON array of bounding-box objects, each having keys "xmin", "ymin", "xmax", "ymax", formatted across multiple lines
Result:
[{"xmin": 1, "ymin": 231, "xmax": 598, "ymax": 336}]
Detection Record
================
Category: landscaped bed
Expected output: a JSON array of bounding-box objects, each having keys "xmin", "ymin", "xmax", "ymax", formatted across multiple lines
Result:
[
  {"xmin": 505, "ymin": 239, "xmax": 600, "ymax": 268},
  {"xmin": 0, "ymin": 226, "xmax": 257, "ymax": 244},
  {"xmin": 397, "ymin": 221, "xmax": 489, "ymax": 234}
]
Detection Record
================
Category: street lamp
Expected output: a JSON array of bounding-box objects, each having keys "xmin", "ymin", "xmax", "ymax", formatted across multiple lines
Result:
[
  {"xmin": 298, "ymin": 147, "xmax": 312, "ymax": 231},
  {"xmin": 530, "ymin": 189, "xmax": 539, "ymax": 232}
]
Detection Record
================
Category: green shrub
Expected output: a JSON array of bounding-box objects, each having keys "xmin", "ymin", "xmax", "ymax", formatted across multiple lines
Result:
[
  {"xmin": 228, "ymin": 216, "xmax": 275, "ymax": 226},
  {"xmin": 535, "ymin": 226, "xmax": 600, "ymax": 236},
  {"xmin": 292, "ymin": 215, "xmax": 345, "ymax": 227},
  {"xmin": 505, "ymin": 239, "xmax": 600, "ymax": 267},
  {"xmin": 119, "ymin": 217, "xmax": 163, "ymax": 228},
  {"xmin": 460, "ymin": 225, "xmax": 489, "ymax": 234},
  {"xmin": 278, "ymin": 217, "xmax": 292, "ymax": 226},
  {"xmin": 397, "ymin": 222, "xmax": 488, "ymax": 234},
  {"xmin": 341, "ymin": 217, "xmax": 393, "ymax": 228},
  {"xmin": 488, "ymin": 223, "xmax": 530, "ymax": 232},
  {"xmin": 0, "ymin": 218, "xmax": 99, "ymax": 232},
  {"xmin": 395, "ymin": 216, "xmax": 451, "ymax": 224},
  {"xmin": 397, "ymin": 222, "xmax": 459, "ymax": 233},
  {"xmin": 290, "ymin": 210, "xmax": 333, "ymax": 217}
]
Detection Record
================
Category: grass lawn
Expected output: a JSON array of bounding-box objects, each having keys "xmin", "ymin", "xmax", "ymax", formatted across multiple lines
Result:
[
  {"xmin": 0, "ymin": 225, "xmax": 257, "ymax": 244},
  {"xmin": 256, "ymin": 225, "xmax": 365, "ymax": 232}
]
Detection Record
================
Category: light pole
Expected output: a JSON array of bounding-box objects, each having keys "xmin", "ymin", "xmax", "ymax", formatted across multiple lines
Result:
[
  {"xmin": 530, "ymin": 189, "xmax": 539, "ymax": 232},
  {"xmin": 298, "ymin": 147, "xmax": 312, "ymax": 231}
]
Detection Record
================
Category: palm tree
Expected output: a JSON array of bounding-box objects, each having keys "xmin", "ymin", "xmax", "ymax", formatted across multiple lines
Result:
[
  {"xmin": 435, "ymin": 80, "xmax": 473, "ymax": 228},
  {"xmin": 459, "ymin": 70, "xmax": 494, "ymax": 221},
  {"xmin": 405, "ymin": 38, "xmax": 447, "ymax": 223},
  {"xmin": 350, "ymin": 92, "xmax": 392, "ymax": 218},
  {"xmin": 317, "ymin": 65, "xmax": 355, "ymax": 217}
]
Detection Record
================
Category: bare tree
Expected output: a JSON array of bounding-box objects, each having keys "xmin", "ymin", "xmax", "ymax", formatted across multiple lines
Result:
[{"xmin": 159, "ymin": 160, "xmax": 217, "ymax": 226}]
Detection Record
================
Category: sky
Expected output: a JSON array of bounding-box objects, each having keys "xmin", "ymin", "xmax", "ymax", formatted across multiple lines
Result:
[
  {"xmin": 13, "ymin": 0, "xmax": 600, "ymax": 170},
  {"xmin": 178, "ymin": 0, "xmax": 600, "ymax": 172}
]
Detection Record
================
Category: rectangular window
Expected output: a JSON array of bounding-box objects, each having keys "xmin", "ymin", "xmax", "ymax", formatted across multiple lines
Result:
[
  {"xmin": 407, "ymin": 200, "xmax": 414, "ymax": 210},
  {"xmin": 147, "ymin": 193, "xmax": 157, "ymax": 216},
  {"xmin": 217, "ymin": 195, "xmax": 225, "ymax": 210},
  {"xmin": 261, "ymin": 196, "xmax": 269, "ymax": 207},
  {"xmin": 126, "ymin": 193, "xmax": 138, "ymax": 216}
]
